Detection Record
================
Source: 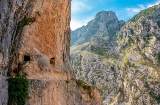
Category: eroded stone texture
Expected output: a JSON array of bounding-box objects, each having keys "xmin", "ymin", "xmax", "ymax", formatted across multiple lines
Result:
[
  {"xmin": 0, "ymin": 76, "xmax": 8, "ymax": 105},
  {"xmin": 0, "ymin": 0, "xmax": 72, "ymax": 76},
  {"xmin": 0, "ymin": 0, "xmax": 72, "ymax": 80},
  {"xmin": 0, "ymin": 0, "xmax": 102, "ymax": 104},
  {"xmin": 28, "ymin": 79, "xmax": 102, "ymax": 105}
]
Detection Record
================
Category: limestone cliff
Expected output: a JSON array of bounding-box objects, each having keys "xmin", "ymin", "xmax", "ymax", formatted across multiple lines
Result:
[
  {"xmin": 71, "ymin": 11, "xmax": 124, "ymax": 101},
  {"xmin": 112, "ymin": 5, "xmax": 160, "ymax": 105},
  {"xmin": 0, "ymin": 0, "xmax": 102, "ymax": 105},
  {"xmin": 71, "ymin": 5, "xmax": 160, "ymax": 105}
]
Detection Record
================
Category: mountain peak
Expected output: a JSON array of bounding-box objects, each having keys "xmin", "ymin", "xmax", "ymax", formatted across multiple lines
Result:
[
  {"xmin": 71, "ymin": 11, "xmax": 125, "ymax": 46},
  {"xmin": 95, "ymin": 11, "xmax": 118, "ymax": 22}
]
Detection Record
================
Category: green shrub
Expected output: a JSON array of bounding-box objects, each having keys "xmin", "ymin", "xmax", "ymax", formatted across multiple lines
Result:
[
  {"xmin": 149, "ymin": 91, "xmax": 160, "ymax": 103},
  {"xmin": 19, "ymin": 16, "xmax": 35, "ymax": 27},
  {"xmin": 143, "ymin": 34, "xmax": 152, "ymax": 43},
  {"xmin": 76, "ymin": 80, "xmax": 92, "ymax": 98},
  {"xmin": 157, "ymin": 52, "xmax": 160, "ymax": 63},
  {"xmin": 157, "ymin": 21, "xmax": 160, "ymax": 28},
  {"xmin": 76, "ymin": 80, "xmax": 83, "ymax": 87},
  {"xmin": 83, "ymin": 84, "xmax": 91, "ymax": 91},
  {"xmin": 126, "ymin": 61, "xmax": 135, "ymax": 67},
  {"xmin": 156, "ymin": 36, "xmax": 160, "ymax": 41},
  {"xmin": 8, "ymin": 72, "xmax": 29, "ymax": 105},
  {"xmin": 91, "ymin": 47, "xmax": 106, "ymax": 56}
]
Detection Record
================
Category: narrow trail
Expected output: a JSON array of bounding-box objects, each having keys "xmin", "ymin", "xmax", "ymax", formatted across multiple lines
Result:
[{"xmin": 27, "ymin": 71, "xmax": 74, "ymax": 81}]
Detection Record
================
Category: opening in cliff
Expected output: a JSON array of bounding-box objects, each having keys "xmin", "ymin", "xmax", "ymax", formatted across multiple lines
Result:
[
  {"xmin": 24, "ymin": 55, "xmax": 31, "ymax": 62},
  {"xmin": 50, "ymin": 57, "xmax": 55, "ymax": 65}
]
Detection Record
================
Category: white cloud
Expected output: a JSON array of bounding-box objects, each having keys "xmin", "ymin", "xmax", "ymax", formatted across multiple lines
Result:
[
  {"xmin": 71, "ymin": 0, "xmax": 94, "ymax": 30},
  {"xmin": 126, "ymin": 4, "xmax": 145, "ymax": 16},
  {"xmin": 126, "ymin": 0, "xmax": 160, "ymax": 17},
  {"xmin": 71, "ymin": 17, "xmax": 93, "ymax": 30},
  {"xmin": 147, "ymin": 0, "xmax": 160, "ymax": 8},
  {"xmin": 71, "ymin": 0, "xmax": 93, "ymax": 14}
]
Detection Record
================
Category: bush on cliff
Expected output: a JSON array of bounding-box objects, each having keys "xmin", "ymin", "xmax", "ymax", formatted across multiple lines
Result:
[{"xmin": 8, "ymin": 72, "xmax": 29, "ymax": 105}]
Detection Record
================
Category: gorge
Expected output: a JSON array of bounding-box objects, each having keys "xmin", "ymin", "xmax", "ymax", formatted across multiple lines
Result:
[{"xmin": 71, "ymin": 4, "xmax": 160, "ymax": 105}]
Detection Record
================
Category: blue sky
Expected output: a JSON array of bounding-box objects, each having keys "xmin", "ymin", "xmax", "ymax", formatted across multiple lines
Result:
[{"xmin": 71, "ymin": 0, "xmax": 160, "ymax": 30}]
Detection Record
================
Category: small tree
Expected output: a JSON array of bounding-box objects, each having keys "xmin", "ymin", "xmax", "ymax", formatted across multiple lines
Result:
[{"xmin": 8, "ymin": 72, "xmax": 29, "ymax": 105}]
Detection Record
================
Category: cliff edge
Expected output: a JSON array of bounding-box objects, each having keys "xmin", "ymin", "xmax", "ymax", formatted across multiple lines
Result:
[{"xmin": 0, "ymin": 0, "xmax": 102, "ymax": 105}]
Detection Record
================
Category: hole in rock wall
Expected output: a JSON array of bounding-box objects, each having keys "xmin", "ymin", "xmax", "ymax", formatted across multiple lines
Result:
[
  {"xmin": 50, "ymin": 57, "xmax": 55, "ymax": 65},
  {"xmin": 0, "ymin": 13, "xmax": 1, "ymax": 19},
  {"xmin": 24, "ymin": 55, "xmax": 31, "ymax": 62}
]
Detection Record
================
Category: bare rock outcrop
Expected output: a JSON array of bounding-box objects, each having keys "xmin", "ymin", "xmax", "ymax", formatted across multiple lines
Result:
[
  {"xmin": 0, "ymin": 0, "xmax": 102, "ymax": 105},
  {"xmin": 71, "ymin": 5, "xmax": 160, "ymax": 105}
]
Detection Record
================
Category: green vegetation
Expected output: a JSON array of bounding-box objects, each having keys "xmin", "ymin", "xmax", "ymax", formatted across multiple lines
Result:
[
  {"xmin": 116, "ymin": 87, "xmax": 125, "ymax": 102},
  {"xmin": 126, "ymin": 61, "xmax": 135, "ymax": 67},
  {"xmin": 156, "ymin": 36, "xmax": 160, "ymax": 41},
  {"xmin": 109, "ymin": 97, "xmax": 114, "ymax": 105},
  {"xmin": 157, "ymin": 52, "xmax": 160, "ymax": 63},
  {"xmin": 157, "ymin": 21, "xmax": 160, "ymax": 28},
  {"xmin": 91, "ymin": 47, "xmax": 106, "ymax": 56},
  {"xmin": 76, "ymin": 80, "xmax": 92, "ymax": 97},
  {"xmin": 72, "ymin": 6, "xmax": 160, "ymax": 104},
  {"xmin": 76, "ymin": 80, "xmax": 84, "ymax": 87},
  {"xmin": 135, "ymin": 69, "xmax": 139, "ymax": 74},
  {"xmin": 143, "ymin": 34, "xmax": 152, "ymax": 43},
  {"xmin": 76, "ymin": 80, "xmax": 91, "ymax": 91},
  {"xmin": 8, "ymin": 72, "xmax": 29, "ymax": 105},
  {"xmin": 121, "ymin": 55, "xmax": 128, "ymax": 66},
  {"xmin": 19, "ymin": 16, "xmax": 35, "ymax": 27},
  {"xmin": 70, "ymin": 42, "xmax": 90, "ymax": 52},
  {"xmin": 141, "ymin": 58, "xmax": 160, "ymax": 71},
  {"xmin": 117, "ymin": 87, "xmax": 123, "ymax": 94},
  {"xmin": 129, "ymin": 6, "xmax": 159, "ymax": 22},
  {"xmin": 148, "ymin": 91, "xmax": 160, "ymax": 103}
]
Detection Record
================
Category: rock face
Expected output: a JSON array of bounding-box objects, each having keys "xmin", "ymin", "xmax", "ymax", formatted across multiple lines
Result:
[
  {"xmin": 0, "ymin": 0, "xmax": 102, "ymax": 105},
  {"xmin": 28, "ymin": 79, "xmax": 102, "ymax": 105},
  {"xmin": 0, "ymin": 76, "xmax": 8, "ymax": 105},
  {"xmin": 112, "ymin": 5, "xmax": 160, "ymax": 105},
  {"xmin": 0, "ymin": 0, "xmax": 71, "ymax": 76},
  {"xmin": 71, "ymin": 11, "xmax": 124, "ymax": 100},
  {"xmin": 71, "ymin": 11, "xmax": 125, "ymax": 46},
  {"xmin": 71, "ymin": 5, "xmax": 160, "ymax": 105}
]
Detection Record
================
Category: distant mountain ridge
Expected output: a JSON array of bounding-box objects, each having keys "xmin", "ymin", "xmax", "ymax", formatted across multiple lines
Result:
[
  {"xmin": 71, "ymin": 11, "xmax": 125, "ymax": 46},
  {"xmin": 71, "ymin": 4, "xmax": 160, "ymax": 105},
  {"xmin": 71, "ymin": 10, "xmax": 125, "ymax": 102}
]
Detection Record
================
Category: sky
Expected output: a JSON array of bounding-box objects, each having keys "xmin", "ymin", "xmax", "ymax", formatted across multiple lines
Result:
[{"xmin": 71, "ymin": 0, "xmax": 160, "ymax": 30}]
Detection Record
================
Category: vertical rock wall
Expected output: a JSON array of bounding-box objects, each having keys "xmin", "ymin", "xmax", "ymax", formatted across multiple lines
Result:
[
  {"xmin": 0, "ymin": 0, "xmax": 72, "ymax": 80},
  {"xmin": 0, "ymin": 0, "xmax": 72, "ymax": 76},
  {"xmin": 0, "ymin": 76, "xmax": 8, "ymax": 105},
  {"xmin": 28, "ymin": 79, "xmax": 102, "ymax": 105},
  {"xmin": 0, "ymin": 0, "xmax": 102, "ymax": 105}
]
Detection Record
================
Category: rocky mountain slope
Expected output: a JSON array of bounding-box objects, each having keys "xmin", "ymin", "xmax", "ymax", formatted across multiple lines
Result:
[
  {"xmin": 71, "ymin": 11, "xmax": 124, "ymax": 47},
  {"xmin": 0, "ymin": 0, "xmax": 102, "ymax": 105},
  {"xmin": 71, "ymin": 11, "xmax": 125, "ymax": 101},
  {"xmin": 71, "ymin": 5, "xmax": 160, "ymax": 105}
]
